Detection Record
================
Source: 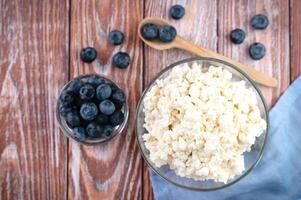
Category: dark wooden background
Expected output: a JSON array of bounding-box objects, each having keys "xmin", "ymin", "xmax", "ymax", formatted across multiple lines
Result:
[{"xmin": 0, "ymin": 0, "xmax": 300, "ymax": 199}]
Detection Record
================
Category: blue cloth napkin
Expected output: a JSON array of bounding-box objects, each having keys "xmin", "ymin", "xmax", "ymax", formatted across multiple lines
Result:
[{"xmin": 151, "ymin": 76, "xmax": 301, "ymax": 200}]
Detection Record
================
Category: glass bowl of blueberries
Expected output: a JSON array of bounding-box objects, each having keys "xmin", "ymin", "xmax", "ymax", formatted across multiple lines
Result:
[{"xmin": 56, "ymin": 74, "xmax": 129, "ymax": 145}]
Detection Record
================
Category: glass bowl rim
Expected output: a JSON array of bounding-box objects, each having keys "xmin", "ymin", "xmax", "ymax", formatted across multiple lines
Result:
[
  {"xmin": 56, "ymin": 74, "xmax": 129, "ymax": 145},
  {"xmin": 135, "ymin": 57, "xmax": 269, "ymax": 191}
]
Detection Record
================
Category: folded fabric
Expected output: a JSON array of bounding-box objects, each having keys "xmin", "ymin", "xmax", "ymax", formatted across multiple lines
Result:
[{"xmin": 151, "ymin": 76, "xmax": 301, "ymax": 200}]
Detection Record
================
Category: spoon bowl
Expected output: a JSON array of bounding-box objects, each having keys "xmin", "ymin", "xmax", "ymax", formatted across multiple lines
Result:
[{"xmin": 138, "ymin": 17, "xmax": 180, "ymax": 50}]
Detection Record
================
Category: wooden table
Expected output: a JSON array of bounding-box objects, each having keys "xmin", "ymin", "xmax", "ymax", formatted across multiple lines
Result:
[{"xmin": 0, "ymin": 0, "xmax": 300, "ymax": 199}]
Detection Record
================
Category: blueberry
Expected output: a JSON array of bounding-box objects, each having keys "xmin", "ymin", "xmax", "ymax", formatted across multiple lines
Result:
[
  {"xmin": 108, "ymin": 30, "xmax": 124, "ymax": 45},
  {"xmin": 96, "ymin": 83, "xmax": 112, "ymax": 100},
  {"xmin": 251, "ymin": 14, "xmax": 269, "ymax": 30},
  {"xmin": 67, "ymin": 78, "xmax": 84, "ymax": 94},
  {"xmin": 80, "ymin": 47, "xmax": 97, "ymax": 63},
  {"xmin": 170, "ymin": 5, "xmax": 185, "ymax": 20},
  {"xmin": 158, "ymin": 25, "xmax": 177, "ymax": 42},
  {"xmin": 86, "ymin": 121, "xmax": 104, "ymax": 138},
  {"xmin": 86, "ymin": 75, "xmax": 105, "ymax": 88},
  {"xmin": 249, "ymin": 42, "xmax": 266, "ymax": 60},
  {"xmin": 230, "ymin": 28, "xmax": 246, "ymax": 44},
  {"xmin": 60, "ymin": 90, "xmax": 75, "ymax": 106},
  {"xmin": 99, "ymin": 100, "xmax": 115, "ymax": 115},
  {"xmin": 80, "ymin": 102, "xmax": 99, "ymax": 121},
  {"xmin": 73, "ymin": 127, "xmax": 87, "ymax": 142},
  {"xmin": 109, "ymin": 83, "xmax": 119, "ymax": 92},
  {"xmin": 96, "ymin": 113, "xmax": 109, "ymax": 125},
  {"xmin": 79, "ymin": 84, "xmax": 95, "ymax": 100},
  {"xmin": 110, "ymin": 110, "xmax": 125, "ymax": 126},
  {"xmin": 103, "ymin": 125, "xmax": 114, "ymax": 138},
  {"xmin": 141, "ymin": 23, "xmax": 159, "ymax": 41},
  {"xmin": 66, "ymin": 111, "xmax": 81, "ymax": 128},
  {"xmin": 111, "ymin": 89, "xmax": 126, "ymax": 105},
  {"xmin": 59, "ymin": 104, "xmax": 75, "ymax": 118},
  {"xmin": 112, "ymin": 52, "xmax": 130, "ymax": 69}
]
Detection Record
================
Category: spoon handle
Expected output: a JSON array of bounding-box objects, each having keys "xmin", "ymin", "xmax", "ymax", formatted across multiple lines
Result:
[{"xmin": 174, "ymin": 37, "xmax": 278, "ymax": 88}]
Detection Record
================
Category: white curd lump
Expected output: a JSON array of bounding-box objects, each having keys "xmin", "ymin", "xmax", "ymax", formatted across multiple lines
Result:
[{"xmin": 142, "ymin": 62, "xmax": 266, "ymax": 183}]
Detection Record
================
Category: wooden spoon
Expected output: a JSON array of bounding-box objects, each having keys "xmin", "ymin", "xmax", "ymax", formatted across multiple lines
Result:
[{"xmin": 138, "ymin": 17, "xmax": 278, "ymax": 88}]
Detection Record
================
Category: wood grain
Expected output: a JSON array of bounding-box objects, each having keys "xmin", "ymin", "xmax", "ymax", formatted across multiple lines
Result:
[
  {"xmin": 0, "ymin": 0, "xmax": 69, "ymax": 199},
  {"xmin": 290, "ymin": 0, "xmax": 301, "ymax": 82},
  {"xmin": 68, "ymin": 0, "xmax": 143, "ymax": 199},
  {"xmin": 142, "ymin": 162, "xmax": 154, "ymax": 200},
  {"xmin": 143, "ymin": 0, "xmax": 218, "ymax": 198},
  {"xmin": 218, "ymin": 0, "xmax": 290, "ymax": 107}
]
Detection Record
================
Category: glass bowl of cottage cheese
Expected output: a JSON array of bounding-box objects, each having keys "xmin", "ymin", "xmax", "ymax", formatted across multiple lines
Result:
[{"xmin": 135, "ymin": 57, "xmax": 268, "ymax": 191}]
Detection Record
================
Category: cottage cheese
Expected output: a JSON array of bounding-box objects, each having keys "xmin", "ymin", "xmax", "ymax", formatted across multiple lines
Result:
[{"xmin": 142, "ymin": 63, "xmax": 266, "ymax": 183}]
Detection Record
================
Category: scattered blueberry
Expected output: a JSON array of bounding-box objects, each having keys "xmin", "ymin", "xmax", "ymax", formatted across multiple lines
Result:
[
  {"xmin": 79, "ymin": 84, "xmax": 95, "ymax": 100},
  {"xmin": 80, "ymin": 47, "xmax": 97, "ymax": 63},
  {"xmin": 110, "ymin": 110, "xmax": 125, "ymax": 126},
  {"xmin": 96, "ymin": 83, "xmax": 112, "ymax": 100},
  {"xmin": 99, "ymin": 100, "xmax": 115, "ymax": 115},
  {"xmin": 67, "ymin": 78, "xmax": 84, "ymax": 94},
  {"xmin": 111, "ymin": 89, "xmax": 125, "ymax": 105},
  {"xmin": 66, "ymin": 111, "xmax": 81, "ymax": 128},
  {"xmin": 103, "ymin": 125, "xmax": 114, "ymax": 138},
  {"xmin": 108, "ymin": 30, "xmax": 124, "ymax": 45},
  {"xmin": 158, "ymin": 25, "xmax": 177, "ymax": 42},
  {"xmin": 249, "ymin": 42, "xmax": 266, "ymax": 60},
  {"xmin": 96, "ymin": 113, "xmax": 109, "ymax": 125},
  {"xmin": 73, "ymin": 127, "xmax": 87, "ymax": 142},
  {"xmin": 170, "ymin": 5, "xmax": 185, "ymax": 20},
  {"xmin": 60, "ymin": 90, "xmax": 75, "ymax": 106},
  {"xmin": 86, "ymin": 121, "xmax": 104, "ymax": 138},
  {"xmin": 80, "ymin": 102, "xmax": 99, "ymax": 121},
  {"xmin": 230, "ymin": 28, "xmax": 246, "ymax": 44},
  {"xmin": 86, "ymin": 75, "xmax": 105, "ymax": 88},
  {"xmin": 141, "ymin": 23, "xmax": 159, "ymax": 41},
  {"xmin": 251, "ymin": 14, "xmax": 269, "ymax": 30},
  {"xmin": 112, "ymin": 52, "xmax": 130, "ymax": 69}
]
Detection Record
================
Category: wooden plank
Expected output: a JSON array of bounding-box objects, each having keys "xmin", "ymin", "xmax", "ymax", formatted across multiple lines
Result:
[
  {"xmin": 218, "ymin": 0, "xmax": 290, "ymax": 107},
  {"xmin": 0, "ymin": 0, "xmax": 69, "ymax": 199},
  {"xmin": 290, "ymin": 0, "xmax": 301, "ymax": 82},
  {"xmin": 68, "ymin": 0, "xmax": 143, "ymax": 199},
  {"xmin": 142, "ymin": 162, "xmax": 154, "ymax": 200},
  {"xmin": 143, "ymin": 0, "xmax": 218, "ymax": 198}
]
